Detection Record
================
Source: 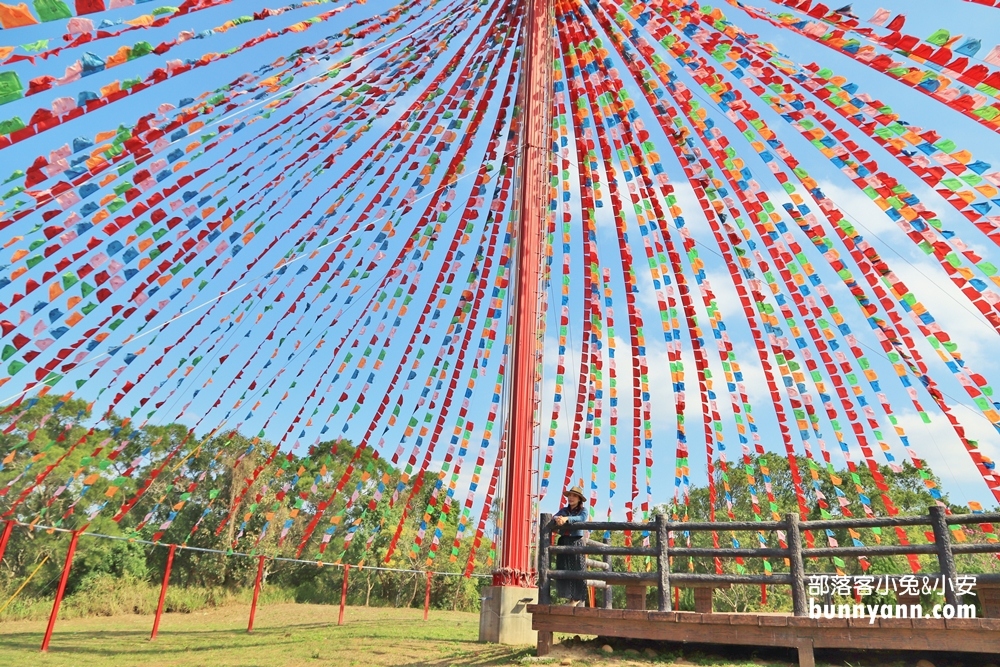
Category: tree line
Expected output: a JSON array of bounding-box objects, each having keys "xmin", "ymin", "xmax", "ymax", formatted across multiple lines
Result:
[{"xmin": 0, "ymin": 395, "xmax": 490, "ymax": 618}]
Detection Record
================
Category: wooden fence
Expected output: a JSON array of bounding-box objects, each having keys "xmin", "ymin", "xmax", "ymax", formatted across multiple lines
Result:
[{"xmin": 537, "ymin": 507, "xmax": 1000, "ymax": 614}]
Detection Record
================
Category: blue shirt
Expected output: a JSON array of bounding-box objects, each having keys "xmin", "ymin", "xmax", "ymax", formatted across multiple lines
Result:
[{"xmin": 554, "ymin": 505, "xmax": 588, "ymax": 537}]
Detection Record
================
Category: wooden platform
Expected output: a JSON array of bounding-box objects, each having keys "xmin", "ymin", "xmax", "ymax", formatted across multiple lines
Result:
[{"xmin": 527, "ymin": 604, "xmax": 1000, "ymax": 667}]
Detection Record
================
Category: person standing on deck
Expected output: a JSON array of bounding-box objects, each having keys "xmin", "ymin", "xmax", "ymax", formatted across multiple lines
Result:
[{"xmin": 552, "ymin": 486, "xmax": 588, "ymax": 606}]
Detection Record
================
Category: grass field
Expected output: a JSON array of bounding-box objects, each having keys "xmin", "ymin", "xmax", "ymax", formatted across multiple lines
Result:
[{"xmin": 0, "ymin": 603, "xmax": 993, "ymax": 667}]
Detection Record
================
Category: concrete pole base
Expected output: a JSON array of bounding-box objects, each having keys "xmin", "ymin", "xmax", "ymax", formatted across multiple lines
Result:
[{"xmin": 478, "ymin": 586, "xmax": 538, "ymax": 644}]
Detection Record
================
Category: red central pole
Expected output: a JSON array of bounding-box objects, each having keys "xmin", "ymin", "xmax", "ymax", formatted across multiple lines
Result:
[{"xmin": 494, "ymin": 0, "xmax": 552, "ymax": 588}]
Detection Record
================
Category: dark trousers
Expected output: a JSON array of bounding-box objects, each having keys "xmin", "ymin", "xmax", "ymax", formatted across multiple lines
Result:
[{"xmin": 554, "ymin": 535, "xmax": 587, "ymax": 602}]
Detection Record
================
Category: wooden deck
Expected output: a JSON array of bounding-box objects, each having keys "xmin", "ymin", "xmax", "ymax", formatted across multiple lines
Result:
[{"xmin": 527, "ymin": 604, "xmax": 1000, "ymax": 667}]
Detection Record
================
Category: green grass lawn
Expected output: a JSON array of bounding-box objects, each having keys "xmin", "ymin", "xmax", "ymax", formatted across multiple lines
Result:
[
  {"xmin": 0, "ymin": 604, "xmax": 532, "ymax": 666},
  {"xmin": 0, "ymin": 603, "xmax": 993, "ymax": 667}
]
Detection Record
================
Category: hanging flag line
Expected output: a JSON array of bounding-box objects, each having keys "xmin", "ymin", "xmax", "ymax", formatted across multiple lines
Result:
[
  {"xmin": 292, "ymin": 3, "xmax": 522, "ymax": 559},
  {"xmin": 8, "ymin": 0, "xmax": 354, "ymax": 105},
  {"xmin": 643, "ymin": 1, "xmax": 906, "ymax": 560},
  {"xmin": 558, "ymin": 9, "xmax": 659, "ymax": 538},
  {"xmin": 410, "ymin": 103, "xmax": 520, "ymax": 568},
  {"xmin": 4, "ymin": 0, "xmax": 1000, "ymax": 570},
  {"xmin": 569, "ymin": 0, "xmax": 780, "ymax": 566},
  {"xmin": 0, "ymin": 0, "xmax": 436, "ymax": 225},
  {"xmin": 148, "ymin": 5, "xmax": 520, "ymax": 556},
  {"xmin": 0, "ymin": 0, "xmax": 227, "ymax": 35},
  {"xmin": 0, "ymin": 0, "xmax": 480, "ymax": 422},
  {"xmin": 557, "ymin": 28, "xmax": 605, "ymax": 520},
  {"xmin": 195, "ymin": 7, "xmax": 500, "ymax": 548},
  {"xmin": 276, "ymin": 14, "xmax": 520, "ymax": 560},
  {"xmin": 303, "ymin": 8, "xmax": 521, "ymax": 561},
  {"xmin": 568, "ymin": 4, "xmax": 764, "ymax": 572},
  {"xmin": 0, "ymin": 0, "xmax": 464, "ymax": 418},
  {"xmin": 0, "ymin": 0, "xmax": 440, "ymax": 150},
  {"xmin": 0, "ymin": 0, "xmax": 461, "ymax": 335},
  {"xmin": 584, "ymin": 0, "xmax": 868, "ymax": 564},
  {"xmin": 733, "ymin": 0, "xmax": 1000, "ymax": 135},
  {"xmin": 0, "ymin": 0, "xmax": 235, "ymax": 65},
  {"xmin": 708, "ymin": 18, "xmax": 1000, "ymax": 336},
  {"xmin": 0, "ymin": 0, "xmax": 486, "ymax": 536},
  {"xmin": 554, "ymin": 18, "xmax": 596, "ymax": 510},
  {"xmin": 656, "ymin": 0, "xmax": 992, "ymax": 544},
  {"xmin": 664, "ymin": 0, "xmax": 992, "ymax": 512},
  {"xmin": 673, "ymin": 3, "xmax": 956, "ymax": 497},
  {"xmin": 538, "ymin": 54, "xmax": 571, "ymax": 502},
  {"xmin": 375, "ymin": 11, "xmax": 524, "ymax": 565},
  {"xmin": 634, "ymin": 0, "xmax": 927, "ymax": 567}
]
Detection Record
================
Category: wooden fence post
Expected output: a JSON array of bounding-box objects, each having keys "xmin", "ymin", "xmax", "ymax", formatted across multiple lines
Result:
[
  {"xmin": 40, "ymin": 530, "xmax": 80, "ymax": 652},
  {"xmin": 929, "ymin": 505, "xmax": 959, "ymax": 607},
  {"xmin": 338, "ymin": 564, "xmax": 349, "ymax": 625},
  {"xmin": 656, "ymin": 514, "xmax": 672, "ymax": 611},
  {"xmin": 537, "ymin": 513, "xmax": 551, "ymax": 605},
  {"xmin": 603, "ymin": 533, "xmax": 612, "ymax": 609},
  {"xmin": 423, "ymin": 571, "xmax": 431, "ymax": 621},
  {"xmin": 786, "ymin": 513, "xmax": 807, "ymax": 617},
  {"xmin": 150, "ymin": 543, "xmax": 177, "ymax": 641},
  {"xmin": 247, "ymin": 555, "xmax": 265, "ymax": 633}
]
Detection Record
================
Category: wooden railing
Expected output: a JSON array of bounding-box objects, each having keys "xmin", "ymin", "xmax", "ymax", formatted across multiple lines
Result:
[{"xmin": 537, "ymin": 507, "xmax": 1000, "ymax": 615}]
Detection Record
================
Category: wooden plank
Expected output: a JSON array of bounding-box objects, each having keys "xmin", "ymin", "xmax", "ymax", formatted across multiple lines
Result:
[
  {"xmin": 647, "ymin": 611, "xmax": 678, "ymax": 622},
  {"xmin": 758, "ymin": 615, "xmax": 788, "ymax": 626},
  {"xmin": 944, "ymin": 617, "xmax": 982, "ymax": 630},
  {"xmin": 677, "ymin": 613, "xmax": 706, "ymax": 624},
  {"xmin": 550, "ymin": 605, "xmax": 576, "ymax": 616},
  {"xmin": 702, "ymin": 614, "xmax": 734, "ymax": 625},
  {"xmin": 528, "ymin": 608, "xmax": 1000, "ymax": 655},
  {"xmin": 728, "ymin": 614, "xmax": 761, "ymax": 625}
]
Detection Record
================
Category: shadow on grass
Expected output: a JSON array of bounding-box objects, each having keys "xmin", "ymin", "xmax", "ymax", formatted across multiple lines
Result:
[
  {"xmin": 2, "ymin": 620, "xmax": 526, "ymax": 664},
  {"xmin": 393, "ymin": 645, "xmax": 533, "ymax": 666}
]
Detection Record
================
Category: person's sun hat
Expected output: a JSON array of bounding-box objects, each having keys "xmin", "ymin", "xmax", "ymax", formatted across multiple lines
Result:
[{"xmin": 564, "ymin": 486, "xmax": 585, "ymax": 502}]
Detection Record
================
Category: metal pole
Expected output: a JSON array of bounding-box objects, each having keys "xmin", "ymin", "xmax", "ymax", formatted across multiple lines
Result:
[
  {"xmin": 40, "ymin": 530, "xmax": 80, "ymax": 652},
  {"xmin": 929, "ymin": 506, "xmax": 959, "ymax": 607},
  {"xmin": 495, "ymin": 0, "xmax": 552, "ymax": 588},
  {"xmin": 150, "ymin": 543, "xmax": 177, "ymax": 641},
  {"xmin": 656, "ymin": 515, "xmax": 672, "ymax": 611},
  {"xmin": 423, "ymin": 571, "xmax": 432, "ymax": 621},
  {"xmin": 786, "ymin": 513, "xmax": 807, "ymax": 617},
  {"xmin": 247, "ymin": 555, "xmax": 265, "ymax": 633},
  {"xmin": 0, "ymin": 520, "xmax": 14, "ymax": 563},
  {"xmin": 338, "ymin": 564, "xmax": 349, "ymax": 626}
]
